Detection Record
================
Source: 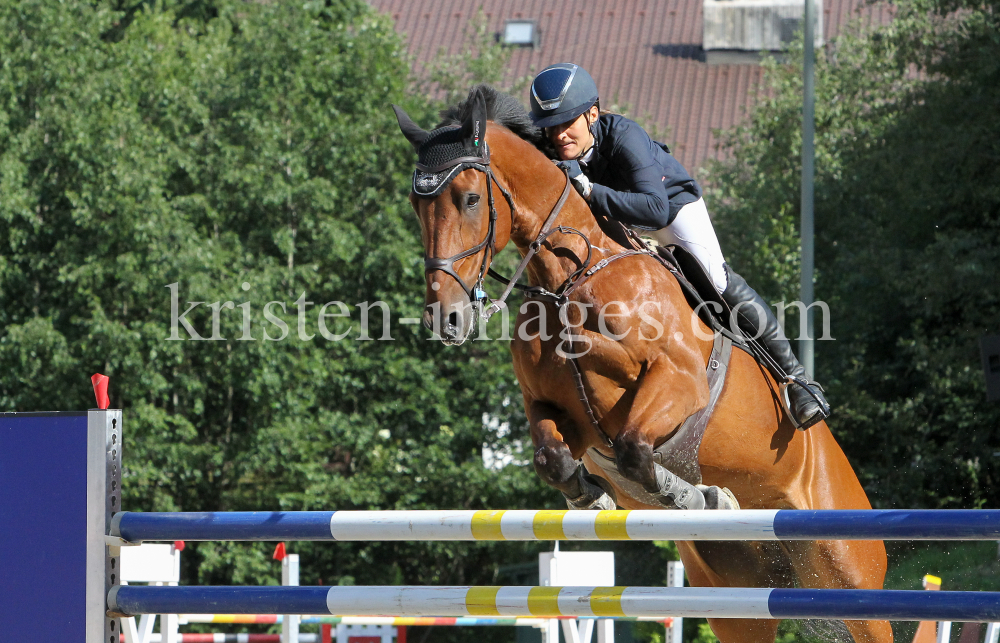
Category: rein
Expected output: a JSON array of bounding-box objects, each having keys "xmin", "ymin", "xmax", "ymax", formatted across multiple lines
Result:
[
  {"xmin": 421, "ymin": 153, "xmax": 663, "ymax": 450},
  {"xmin": 421, "ymin": 153, "xmax": 508, "ymax": 305}
]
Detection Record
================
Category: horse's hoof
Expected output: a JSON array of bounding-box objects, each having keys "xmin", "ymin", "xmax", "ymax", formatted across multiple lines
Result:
[
  {"xmin": 565, "ymin": 491, "xmax": 616, "ymax": 511},
  {"xmin": 697, "ymin": 485, "xmax": 741, "ymax": 510},
  {"xmin": 564, "ymin": 470, "xmax": 618, "ymax": 510}
]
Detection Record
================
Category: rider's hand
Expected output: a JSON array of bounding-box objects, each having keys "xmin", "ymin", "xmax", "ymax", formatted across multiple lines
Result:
[{"xmin": 556, "ymin": 160, "xmax": 593, "ymax": 200}]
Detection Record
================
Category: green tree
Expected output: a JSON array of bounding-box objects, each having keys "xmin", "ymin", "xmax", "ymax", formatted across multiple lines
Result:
[
  {"xmin": 0, "ymin": 7, "xmax": 552, "ymax": 641},
  {"xmin": 706, "ymin": 0, "xmax": 1000, "ymax": 510}
]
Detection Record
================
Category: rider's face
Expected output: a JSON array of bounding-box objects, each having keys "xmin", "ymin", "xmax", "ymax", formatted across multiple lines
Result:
[{"xmin": 546, "ymin": 108, "xmax": 598, "ymax": 160}]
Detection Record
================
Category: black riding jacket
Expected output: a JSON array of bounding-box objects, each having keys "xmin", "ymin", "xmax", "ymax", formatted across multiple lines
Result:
[{"xmin": 583, "ymin": 114, "xmax": 702, "ymax": 230}]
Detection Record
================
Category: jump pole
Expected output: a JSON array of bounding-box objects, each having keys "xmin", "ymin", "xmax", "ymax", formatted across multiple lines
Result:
[
  {"xmin": 107, "ymin": 586, "xmax": 1000, "ymax": 622},
  {"xmin": 179, "ymin": 615, "xmax": 664, "ymax": 625},
  {"xmin": 111, "ymin": 509, "xmax": 1000, "ymax": 542}
]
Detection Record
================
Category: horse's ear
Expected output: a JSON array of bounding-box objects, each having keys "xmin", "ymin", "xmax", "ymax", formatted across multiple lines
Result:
[
  {"xmin": 392, "ymin": 104, "xmax": 429, "ymax": 150},
  {"xmin": 460, "ymin": 88, "xmax": 487, "ymax": 150}
]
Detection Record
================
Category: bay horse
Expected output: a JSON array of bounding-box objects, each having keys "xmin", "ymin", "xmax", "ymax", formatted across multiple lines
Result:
[{"xmin": 393, "ymin": 86, "xmax": 891, "ymax": 643}]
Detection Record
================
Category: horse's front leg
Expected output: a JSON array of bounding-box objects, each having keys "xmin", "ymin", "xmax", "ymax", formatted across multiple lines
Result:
[
  {"xmin": 529, "ymin": 400, "xmax": 617, "ymax": 510},
  {"xmin": 614, "ymin": 356, "xmax": 739, "ymax": 511}
]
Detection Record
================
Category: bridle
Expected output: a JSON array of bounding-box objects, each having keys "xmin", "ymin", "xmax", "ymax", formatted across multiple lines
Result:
[
  {"xmin": 418, "ymin": 145, "xmax": 511, "ymax": 308},
  {"xmin": 418, "ymin": 144, "xmax": 584, "ymax": 320},
  {"xmin": 416, "ymin": 145, "xmax": 650, "ymax": 450}
]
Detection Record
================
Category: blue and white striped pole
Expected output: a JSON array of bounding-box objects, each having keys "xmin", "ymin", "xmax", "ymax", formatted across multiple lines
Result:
[
  {"xmin": 111, "ymin": 509, "xmax": 1000, "ymax": 543},
  {"xmin": 107, "ymin": 586, "xmax": 1000, "ymax": 622}
]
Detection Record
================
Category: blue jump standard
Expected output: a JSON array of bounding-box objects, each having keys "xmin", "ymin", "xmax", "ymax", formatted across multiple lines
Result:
[{"xmin": 110, "ymin": 509, "xmax": 1000, "ymax": 542}]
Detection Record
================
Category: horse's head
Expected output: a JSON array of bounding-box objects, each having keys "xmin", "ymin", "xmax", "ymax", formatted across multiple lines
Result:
[{"xmin": 392, "ymin": 89, "xmax": 512, "ymax": 345}]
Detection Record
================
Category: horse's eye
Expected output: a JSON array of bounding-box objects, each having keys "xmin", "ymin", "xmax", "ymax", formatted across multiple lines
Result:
[{"xmin": 466, "ymin": 194, "xmax": 481, "ymax": 208}]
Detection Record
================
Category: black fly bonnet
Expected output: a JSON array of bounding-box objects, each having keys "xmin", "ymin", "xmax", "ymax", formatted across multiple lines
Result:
[
  {"xmin": 391, "ymin": 90, "xmax": 513, "ymax": 306},
  {"xmin": 410, "ymin": 121, "xmax": 490, "ymax": 197}
]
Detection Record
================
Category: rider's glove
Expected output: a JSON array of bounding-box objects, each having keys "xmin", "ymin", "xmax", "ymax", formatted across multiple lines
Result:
[{"xmin": 556, "ymin": 160, "xmax": 593, "ymax": 200}]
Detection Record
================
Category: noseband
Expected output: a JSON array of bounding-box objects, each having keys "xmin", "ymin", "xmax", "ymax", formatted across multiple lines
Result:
[
  {"xmin": 416, "ymin": 145, "xmax": 576, "ymax": 318},
  {"xmin": 417, "ymin": 146, "xmax": 515, "ymax": 306}
]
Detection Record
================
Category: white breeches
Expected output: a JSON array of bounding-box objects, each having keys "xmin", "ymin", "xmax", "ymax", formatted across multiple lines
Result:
[{"xmin": 645, "ymin": 198, "xmax": 729, "ymax": 293}]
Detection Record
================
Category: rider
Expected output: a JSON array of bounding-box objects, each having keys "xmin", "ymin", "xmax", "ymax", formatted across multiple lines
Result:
[{"xmin": 528, "ymin": 63, "xmax": 830, "ymax": 430}]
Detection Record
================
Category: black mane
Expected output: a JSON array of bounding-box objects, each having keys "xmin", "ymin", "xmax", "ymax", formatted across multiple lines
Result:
[{"xmin": 438, "ymin": 84, "xmax": 551, "ymax": 153}]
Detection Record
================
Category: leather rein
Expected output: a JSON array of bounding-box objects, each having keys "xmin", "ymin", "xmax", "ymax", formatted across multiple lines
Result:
[{"xmin": 422, "ymin": 154, "xmax": 656, "ymax": 449}]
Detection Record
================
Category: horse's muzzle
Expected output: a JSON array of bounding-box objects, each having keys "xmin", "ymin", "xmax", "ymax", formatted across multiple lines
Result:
[{"xmin": 424, "ymin": 304, "xmax": 471, "ymax": 346}]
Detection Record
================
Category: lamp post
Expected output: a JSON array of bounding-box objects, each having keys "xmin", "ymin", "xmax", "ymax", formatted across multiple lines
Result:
[{"xmin": 800, "ymin": 0, "xmax": 816, "ymax": 378}]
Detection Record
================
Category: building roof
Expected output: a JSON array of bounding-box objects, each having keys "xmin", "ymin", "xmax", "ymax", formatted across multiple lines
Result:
[{"xmin": 369, "ymin": 0, "xmax": 893, "ymax": 172}]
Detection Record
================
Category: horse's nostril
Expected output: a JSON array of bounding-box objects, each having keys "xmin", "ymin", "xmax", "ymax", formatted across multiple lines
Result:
[{"xmin": 448, "ymin": 311, "xmax": 461, "ymax": 330}]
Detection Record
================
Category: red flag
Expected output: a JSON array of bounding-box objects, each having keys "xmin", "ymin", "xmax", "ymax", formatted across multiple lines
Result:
[
  {"xmin": 273, "ymin": 543, "xmax": 286, "ymax": 560},
  {"xmin": 91, "ymin": 374, "xmax": 110, "ymax": 409},
  {"xmin": 173, "ymin": 541, "xmax": 186, "ymax": 552}
]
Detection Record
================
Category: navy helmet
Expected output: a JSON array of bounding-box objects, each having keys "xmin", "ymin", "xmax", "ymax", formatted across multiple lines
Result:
[{"xmin": 529, "ymin": 63, "xmax": 599, "ymax": 129}]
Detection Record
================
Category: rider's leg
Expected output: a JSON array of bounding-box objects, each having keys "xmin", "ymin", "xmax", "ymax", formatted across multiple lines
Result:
[
  {"xmin": 649, "ymin": 198, "xmax": 830, "ymax": 429},
  {"xmin": 613, "ymin": 434, "xmax": 739, "ymax": 510},
  {"xmin": 646, "ymin": 198, "xmax": 728, "ymax": 292},
  {"xmin": 720, "ymin": 266, "xmax": 830, "ymax": 429}
]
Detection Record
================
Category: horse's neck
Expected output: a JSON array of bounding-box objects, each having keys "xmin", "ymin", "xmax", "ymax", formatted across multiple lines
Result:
[
  {"xmin": 490, "ymin": 129, "xmax": 717, "ymax": 367},
  {"xmin": 492, "ymin": 137, "xmax": 619, "ymax": 293}
]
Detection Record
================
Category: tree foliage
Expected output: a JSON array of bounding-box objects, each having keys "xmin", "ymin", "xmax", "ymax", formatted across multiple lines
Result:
[
  {"xmin": 0, "ymin": 4, "xmax": 556, "ymax": 629},
  {"xmin": 707, "ymin": 0, "xmax": 1000, "ymax": 509}
]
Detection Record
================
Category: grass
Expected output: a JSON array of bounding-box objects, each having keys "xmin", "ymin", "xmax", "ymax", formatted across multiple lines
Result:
[
  {"xmin": 885, "ymin": 541, "xmax": 1000, "ymax": 591},
  {"xmin": 884, "ymin": 541, "xmax": 1000, "ymax": 643}
]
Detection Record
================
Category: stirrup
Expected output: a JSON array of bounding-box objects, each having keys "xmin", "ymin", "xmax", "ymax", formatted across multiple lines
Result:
[{"xmin": 780, "ymin": 376, "xmax": 831, "ymax": 430}]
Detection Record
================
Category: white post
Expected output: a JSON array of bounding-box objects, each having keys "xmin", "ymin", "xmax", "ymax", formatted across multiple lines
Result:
[
  {"xmin": 335, "ymin": 623, "xmax": 347, "ymax": 643},
  {"xmin": 666, "ymin": 561, "xmax": 685, "ymax": 643},
  {"xmin": 539, "ymin": 547, "xmax": 616, "ymax": 643},
  {"xmin": 136, "ymin": 614, "xmax": 156, "ymax": 643},
  {"xmin": 937, "ymin": 620, "xmax": 952, "ymax": 643},
  {"xmin": 985, "ymin": 623, "xmax": 1000, "ymax": 643},
  {"xmin": 540, "ymin": 544, "xmax": 559, "ymax": 643},
  {"xmin": 281, "ymin": 554, "xmax": 300, "ymax": 643},
  {"xmin": 160, "ymin": 611, "xmax": 179, "ymax": 643},
  {"xmin": 596, "ymin": 619, "xmax": 614, "ymax": 643},
  {"xmin": 122, "ymin": 615, "xmax": 139, "ymax": 643},
  {"xmin": 542, "ymin": 618, "xmax": 560, "ymax": 643},
  {"xmin": 562, "ymin": 618, "xmax": 583, "ymax": 643}
]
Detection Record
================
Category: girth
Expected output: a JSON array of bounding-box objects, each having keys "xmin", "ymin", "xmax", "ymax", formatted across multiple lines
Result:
[{"xmin": 586, "ymin": 331, "xmax": 734, "ymax": 493}]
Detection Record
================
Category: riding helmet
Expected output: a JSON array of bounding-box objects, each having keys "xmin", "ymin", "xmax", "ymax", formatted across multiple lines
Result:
[{"xmin": 529, "ymin": 63, "xmax": 599, "ymax": 129}]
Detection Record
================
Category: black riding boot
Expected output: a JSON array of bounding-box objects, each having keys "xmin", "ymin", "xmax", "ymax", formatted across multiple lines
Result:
[{"xmin": 720, "ymin": 265, "xmax": 831, "ymax": 429}]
